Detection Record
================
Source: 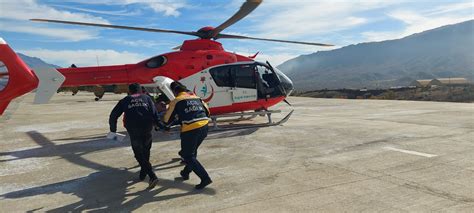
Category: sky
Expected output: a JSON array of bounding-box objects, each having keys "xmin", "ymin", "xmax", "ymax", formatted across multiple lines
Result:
[{"xmin": 0, "ymin": 0, "xmax": 473, "ymax": 67}]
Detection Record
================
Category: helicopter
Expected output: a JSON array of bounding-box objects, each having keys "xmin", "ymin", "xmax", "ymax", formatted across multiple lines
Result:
[{"xmin": 0, "ymin": 0, "xmax": 333, "ymax": 129}]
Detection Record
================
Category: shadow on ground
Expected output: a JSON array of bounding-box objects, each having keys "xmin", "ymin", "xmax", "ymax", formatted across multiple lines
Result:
[
  {"xmin": 0, "ymin": 128, "xmax": 257, "ymax": 211},
  {"xmin": 2, "ymin": 168, "xmax": 215, "ymax": 212},
  {"xmin": 0, "ymin": 128, "xmax": 258, "ymax": 163},
  {"xmin": 1, "ymin": 131, "xmax": 217, "ymax": 212}
]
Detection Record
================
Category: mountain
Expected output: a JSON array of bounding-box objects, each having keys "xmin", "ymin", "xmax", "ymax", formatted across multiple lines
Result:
[
  {"xmin": 17, "ymin": 53, "xmax": 61, "ymax": 69},
  {"xmin": 277, "ymin": 20, "xmax": 474, "ymax": 91}
]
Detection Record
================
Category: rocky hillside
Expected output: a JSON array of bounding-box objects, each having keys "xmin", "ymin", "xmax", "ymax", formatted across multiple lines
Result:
[{"xmin": 278, "ymin": 20, "xmax": 474, "ymax": 91}]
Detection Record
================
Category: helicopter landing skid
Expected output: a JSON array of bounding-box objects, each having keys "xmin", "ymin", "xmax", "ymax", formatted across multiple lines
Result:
[{"xmin": 209, "ymin": 109, "xmax": 294, "ymax": 132}]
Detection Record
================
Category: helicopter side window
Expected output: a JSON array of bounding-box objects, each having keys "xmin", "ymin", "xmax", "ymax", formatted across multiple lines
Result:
[
  {"xmin": 232, "ymin": 65, "xmax": 256, "ymax": 89},
  {"xmin": 210, "ymin": 66, "xmax": 233, "ymax": 87},
  {"xmin": 210, "ymin": 65, "xmax": 257, "ymax": 89},
  {"xmin": 146, "ymin": 56, "xmax": 167, "ymax": 68},
  {"xmin": 0, "ymin": 61, "xmax": 9, "ymax": 91}
]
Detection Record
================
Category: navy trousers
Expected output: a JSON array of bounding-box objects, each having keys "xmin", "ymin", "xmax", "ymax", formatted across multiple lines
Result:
[
  {"xmin": 180, "ymin": 125, "xmax": 210, "ymax": 180},
  {"xmin": 127, "ymin": 127, "xmax": 157, "ymax": 180}
]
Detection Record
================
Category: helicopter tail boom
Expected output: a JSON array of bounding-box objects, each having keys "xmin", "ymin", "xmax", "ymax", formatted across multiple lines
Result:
[{"xmin": 58, "ymin": 65, "xmax": 134, "ymax": 87}]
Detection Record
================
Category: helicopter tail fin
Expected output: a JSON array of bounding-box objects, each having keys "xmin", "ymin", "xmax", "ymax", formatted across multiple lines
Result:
[
  {"xmin": 32, "ymin": 66, "xmax": 65, "ymax": 104},
  {"xmin": 0, "ymin": 37, "xmax": 39, "ymax": 115}
]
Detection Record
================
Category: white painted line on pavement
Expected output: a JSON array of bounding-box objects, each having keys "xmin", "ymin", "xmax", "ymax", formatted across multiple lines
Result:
[{"xmin": 384, "ymin": 146, "xmax": 437, "ymax": 158}]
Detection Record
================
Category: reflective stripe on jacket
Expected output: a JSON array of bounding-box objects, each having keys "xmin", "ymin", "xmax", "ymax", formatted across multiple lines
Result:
[{"xmin": 164, "ymin": 92, "xmax": 210, "ymax": 132}]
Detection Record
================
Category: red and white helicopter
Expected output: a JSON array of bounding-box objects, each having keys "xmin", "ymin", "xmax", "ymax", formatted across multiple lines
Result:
[{"xmin": 0, "ymin": 0, "xmax": 332, "ymax": 129}]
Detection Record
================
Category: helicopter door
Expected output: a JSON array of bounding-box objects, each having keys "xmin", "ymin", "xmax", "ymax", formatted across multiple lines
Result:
[
  {"xmin": 230, "ymin": 64, "xmax": 257, "ymax": 103},
  {"xmin": 209, "ymin": 64, "xmax": 257, "ymax": 105}
]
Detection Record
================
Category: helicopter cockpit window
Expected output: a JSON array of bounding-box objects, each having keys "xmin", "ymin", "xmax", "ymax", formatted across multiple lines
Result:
[
  {"xmin": 146, "ymin": 56, "xmax": 167, "ymax": 68},
  {"xmin": 0, "ymin": 61, "xmax": 9, "ymax": 91},
  {"xmin": 256, "ymin": 64, "xmax": 278, "ymax": 88},
  {"xmin": 255, "ymin": 64, "xmax": 283, "ymax": 98}
]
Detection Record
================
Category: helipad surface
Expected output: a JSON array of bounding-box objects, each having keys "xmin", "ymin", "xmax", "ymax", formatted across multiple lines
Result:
[{"xmin": 1, "ymin": 94, "xmax": 473, "ymax": 212}]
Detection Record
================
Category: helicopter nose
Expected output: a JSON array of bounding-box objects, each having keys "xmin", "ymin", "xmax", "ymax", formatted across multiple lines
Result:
[
  {"xmin": 282, "ymin": 77, "xmax": 294, "ymax": 96},
  {"xmin": 274, "ymin": 69, "xmax": 294, "ymax": 96},
  {"xmin": 286, "ymin": 80, "xmax": 294, "ymax": 96}
]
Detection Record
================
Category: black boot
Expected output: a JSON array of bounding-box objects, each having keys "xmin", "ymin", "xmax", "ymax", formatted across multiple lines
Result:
[
  {"xmin": 195, "ymin": 178, "xmax": 212, "ymax": 190},
  {"xmin": 178, "ymin": 170, "xmax": 190, "ymax": 181},
  {"xmin": 147, "ymin": 177, "xmax": 159, "ymax": 190}
]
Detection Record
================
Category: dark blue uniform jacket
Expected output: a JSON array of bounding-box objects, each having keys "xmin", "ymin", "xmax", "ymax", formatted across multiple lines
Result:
[{"xmin": 109, "ymin": 94, "xmax": 161, "ymax": 132}]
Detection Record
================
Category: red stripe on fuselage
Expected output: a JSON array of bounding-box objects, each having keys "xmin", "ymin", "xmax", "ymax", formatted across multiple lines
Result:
[{"xmin": 209, "ymin": 97, "xmax": 285, "ymax": 115}]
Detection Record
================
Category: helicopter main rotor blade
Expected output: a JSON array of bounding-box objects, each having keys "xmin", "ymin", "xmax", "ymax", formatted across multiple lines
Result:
[
  {"xmin": 30, "ymin": 19, "xmax": 199, "ymax": 37},
  {"xmin": 211, "ymin": 0, "xmax": 263, "ymax": 38},
  {"xmin": 216, "ymin": 33, "xmax": 334, "ymax": 46}
]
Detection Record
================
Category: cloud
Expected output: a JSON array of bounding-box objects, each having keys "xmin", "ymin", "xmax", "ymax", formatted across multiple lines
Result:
[
  {"xmin": 1, "ymin": 22, "xmax": 99, "ymax": 41},
  {"xmin": 55, "ymin": 0, "xmax": 188, "ymax": 17},
  {"xmin": 232, "ymin": 49, "xmax": 297, "ymax": 67},
  {"xmin": 0, "ymin": 0, "xmax": 109, "ymax": 41},
  {"xmin": 0, "ymin": 0, "xmax": 109, "ymax": 23},
  {"xmin": 426, "ymin": 1, "xmax": 474, "ymax": 16},
  {"xmin": 19, "ymin": 49, "xmax": 147, "ymax": 67},
  {"xmin": 255, "ymin": 53, "xmax": 298, "ymax": 67},
  {"xmin": 50, "ymin": 4, "xmax": 142, "ymax": 17},
  {"xmin": 389, "ymin": 9, "xmax": 473, "ymax": 35},
  {"xmin": 362, "ymin": 1, "xmax": 474, "ymax": 42},
  {"xmin": 244, "ymin": 1, "xmax": 472, "ymax": 49},
  {"xmin": 111, "ymin": 39, "xmax": 174, "ymax": 48},
  {"xmin": 138, "ymin": 0, "xmax": 186, "ymax": 17},
  {"xmin": 251, "ymin": 1, "xmax": 400, "ymax": 39}
]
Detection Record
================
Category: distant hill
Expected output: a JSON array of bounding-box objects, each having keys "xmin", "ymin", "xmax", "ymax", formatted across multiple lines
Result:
[
  {"xmin": 17, "ymin": 53, "xmax": 61, "ymax": 69},
  {"xmin": 278, "ymin": 20, "xmax": 474, "ymax": 91}
]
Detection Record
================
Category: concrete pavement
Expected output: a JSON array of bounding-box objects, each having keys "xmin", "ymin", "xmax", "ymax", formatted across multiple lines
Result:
[{"xmin": 0, "ymin": 93, "xmax": 473, "ymax": 212}]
